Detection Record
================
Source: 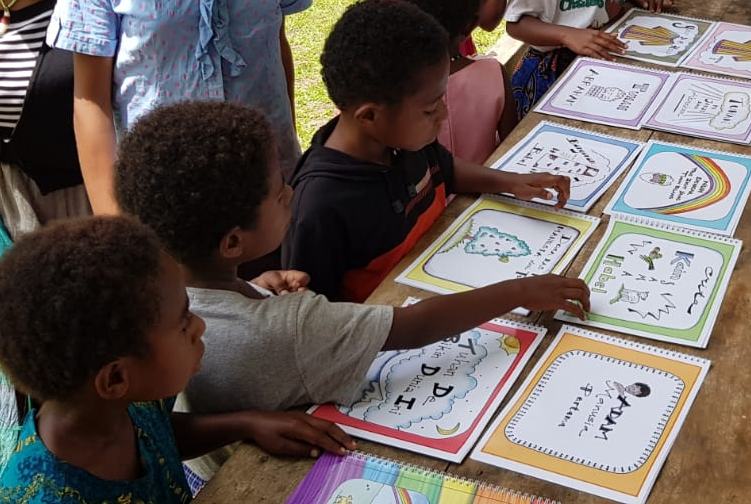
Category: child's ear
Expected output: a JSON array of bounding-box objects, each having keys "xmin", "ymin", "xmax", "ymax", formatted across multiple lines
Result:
[
  {"xmin": 353, "ymin": 102, "xmax": 381, "ymax": 128},
  {"xmin": 93, "ymin": 360, "xmax": 130, "ymax": 400},
  {"xmin": 218, "ymin": 226, "xmax": 246, "ymax": 260}
]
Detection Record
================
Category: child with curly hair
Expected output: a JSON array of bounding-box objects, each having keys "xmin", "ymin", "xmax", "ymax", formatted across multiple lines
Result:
[
  {"xmin": 0, "ymin": 217, "xmax": 353, "ymax": 502},
  {"xmin": 408, "ymin": 0, "xmax": 516, "ymax": 164}
]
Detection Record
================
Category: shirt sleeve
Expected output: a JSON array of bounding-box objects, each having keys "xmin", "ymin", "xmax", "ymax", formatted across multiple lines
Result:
[
  {"xmin": 504, "ymin": 0, "xmax": 555, "ymax": 24},
  {"xmin": 293, "ymin": 292, "xmax": 394, "ymax": 405},
  {"xmin": 280, "ymin": 0, "xmax": 312, "ymax": 16},
  {"xmin": 45, "ymin": 0, "xmax": 120, "ymax": 57},
  {"xmin": 283, "ymin": 189, "xmax": 349, "ymax": 301}
]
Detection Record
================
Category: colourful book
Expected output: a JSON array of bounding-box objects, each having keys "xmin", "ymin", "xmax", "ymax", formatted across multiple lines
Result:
[
  {"xmin": 682, "ymin": 22, "xmax": 751, "ymax": 80},
  {"xmin": 472, "ymin": 325, "xmax": 710, "ymax": 504},
  {"xmin": 533, "ymin": 58, "xmax": 673, "ymax": 130},
  {"xmin": 605, "ymin": 8, "xmax": 715, "ymax": 67},
  {"xmin": 605, "ymin": 140, "xmax": 751, "ymax": 236},
  {"xmin": 395, "ymin": 195, "xmax": 599, "ymax": 316},
  {"xmin": 492, "ymin": 122, "xmax": 644, "ymax": 212},
  {"xmin": 287, "ymin": 451, "xmax": 559, "ymax": 504},
  {"xmin": 556, "ymin": 215, "xmax": 742, "ymax": 347},
  {"xmin": 643, "ymin": 72, "xmax": 751, "ymax": 145},
  {"xmin": 309, "ymin": 298, "xmax": 547, "ymax": 462}
]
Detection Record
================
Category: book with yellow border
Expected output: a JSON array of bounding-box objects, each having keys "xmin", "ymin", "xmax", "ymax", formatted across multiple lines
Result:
[{"xmin": 471, "ymin": 325, "xmax": 710, "ymax": 504}]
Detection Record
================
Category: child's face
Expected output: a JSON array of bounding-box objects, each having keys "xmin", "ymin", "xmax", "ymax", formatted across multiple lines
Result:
[
  {"xmin": 247, "ymin": 154, "xmax": 294, "ymax": 257},
  {"xmin": 128, "ymin": 253, "xmax": 206, "ymax": 400},
  {"xmin": 478, "ymin": 0, "xmax": 507, "ymax": 31},
  {"xmin": 376, "ymin": 56, "xmax": 450, "ymax": 152}
]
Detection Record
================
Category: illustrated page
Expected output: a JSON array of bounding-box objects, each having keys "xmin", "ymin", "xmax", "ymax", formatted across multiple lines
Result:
[{"xmin": 472, "ymin": 326, "xmax": 710, "ymax": 504}]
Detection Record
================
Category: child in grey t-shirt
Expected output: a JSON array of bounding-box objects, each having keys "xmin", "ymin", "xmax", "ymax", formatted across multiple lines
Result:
[{"xmin": 115, "ymin": 102, "xmax": 589, "ymax": 476}]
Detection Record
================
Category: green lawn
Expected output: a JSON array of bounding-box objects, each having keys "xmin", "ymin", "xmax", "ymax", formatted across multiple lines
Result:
[{"xmin": 286, "ymin": 1, "xmax": 505, "ymax": 148}]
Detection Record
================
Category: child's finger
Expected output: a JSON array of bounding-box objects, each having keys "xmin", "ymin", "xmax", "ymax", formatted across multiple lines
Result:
[
  {"xmin": 292, "ymin": 421, "xmax": 350, "ymax": 455},
  {"xmin": 305, "ymin": 416, "xmax": 357, "ymax": 451},
  {"xmin": 561, "ymin": 300, "xmax": 587, "ymax": 320},
  {"xmin": 596, "ymin": 34, "xmax": 627, "ymax": 53},
  {"xmin": 562, "ymin": 287, "xmax": 591, "ymax": 313}
]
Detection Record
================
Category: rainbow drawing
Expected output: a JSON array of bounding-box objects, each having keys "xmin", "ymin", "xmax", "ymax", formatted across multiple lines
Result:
[
  {"xmin": 287, "ymin": 452, "xmax": 556, "ymax": 504},
  {"xmin": 712, "ymin": 39, "xmax": 751, "ymax": 62},
  {"xmin": 622, "ymin": 25, "xmax": 677, "ymax": 46},
  {"xmin": 645, "ymin": 154, "xmax": 731, "ymax": 215}
]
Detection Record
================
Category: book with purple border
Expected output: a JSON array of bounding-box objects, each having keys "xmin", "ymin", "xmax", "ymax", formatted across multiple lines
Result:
[{"xmin": 534, "ymin": 58, "xmax": 673, "ymax": 130}]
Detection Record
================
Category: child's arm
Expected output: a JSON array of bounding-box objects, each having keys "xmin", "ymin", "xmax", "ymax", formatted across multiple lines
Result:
[
  {"xmin": 497, "ymin": 64, "xmax": 518, "ymax": 141},
  {"xmin": 73, "ymin": 54, "xmax": 120, "ymax": 215},
  {"xmin": 506, "ymin": 15, "xmax": 625, "ymax": 61},
  {"xmin": 384, "ymin": 274, "xmax": 589, "ymax": 350},
  {"xmin": 452, "ymin": 156, "xmax": 571, "ymax": 208},
  {"xmin": 171, "ymin": 410, "xmax": 356, "ymax": 460}
]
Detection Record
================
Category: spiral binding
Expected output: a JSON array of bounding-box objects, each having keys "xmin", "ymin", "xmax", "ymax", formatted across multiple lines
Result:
[
  {"xmin": 608, "ymin": 7, "xmax": 717, "ymax": 34},
  {"xmin": 609, "ymin": 212, "xmax": 743, "ymax": 245},
  {"xmin": 639, "ymin": 138, "xmax": 751, "ymax": 162},
  {"xmin": 566, "ymin": 56, "xmax": 673, "ymax": 77},
  {"xmin": 480, "ymin": 194, "xmax": 602, "ymax": 224},
  {"xmin": 559, "ymin": 324, "xmax": 711, "ymax": 366},
  {"xmin": 349, "ymin": 450, "xmax": 561, "ymax": 504}
]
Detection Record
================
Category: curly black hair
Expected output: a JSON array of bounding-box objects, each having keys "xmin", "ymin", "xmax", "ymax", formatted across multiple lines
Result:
[
  {"xmin": 0, "ymin": 217, "xmax": 163, "ymax": 401},
  {"xmin": 115, "ymin": 101, "xmax": 273, "ymax": 266},
  {"xmin": 321, "ymin": 0, "xmax": 449, "ymax": 109},
  {"xmin": 406, "ymin": 0, "xmax": 481, "ymax": 41}
]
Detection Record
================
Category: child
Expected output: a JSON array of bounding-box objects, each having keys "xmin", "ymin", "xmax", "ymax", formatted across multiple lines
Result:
[
  {"xmin": 408, "ymin": 0, "xmax": 517, "ymax": 164},
  {"xmin": 507, "ymin": 0, "xmax": 673, "ymax": 118},
  {"xmin": 284, "ymin": 0, "xmax": 569, "ymax": 303},
  {"xmin": 47, "ymin": 0, "xmax": 310, "ymax": 215},
  {"xmin": 0, "ymin": 217, "xmax": 354, "ymax": 502},
  {"xmin": 115, "ymin": 99, "xmax": 589, "ymax": 416}
]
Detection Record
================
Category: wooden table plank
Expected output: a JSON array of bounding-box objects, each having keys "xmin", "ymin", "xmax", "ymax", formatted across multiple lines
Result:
[{"xmin": 194, "ymin": 2, "xmax": 751, "ymax": 501}]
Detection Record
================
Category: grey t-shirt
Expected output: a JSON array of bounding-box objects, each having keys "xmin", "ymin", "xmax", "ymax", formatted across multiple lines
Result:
[{"xmin": 183, "ymin": 287, "xmax": 394, "ymax": 413}]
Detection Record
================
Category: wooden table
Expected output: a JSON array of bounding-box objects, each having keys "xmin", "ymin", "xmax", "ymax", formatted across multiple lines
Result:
[{"xmin": 195, "ymin": 2, "xmax": 751, "ymax": 502}]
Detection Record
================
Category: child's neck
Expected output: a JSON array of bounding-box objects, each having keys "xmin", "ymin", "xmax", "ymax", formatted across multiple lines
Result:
[
  {"xmin": 37, "ymin": 395, "xmax": 141, "ymax": 481},
  {"xmin": 325, "ymin": 114, "xmax": 392, "ymax": 166},
  {"xmin": 184, "ymin": 260, "xmax": 264, "ymax": 299}
]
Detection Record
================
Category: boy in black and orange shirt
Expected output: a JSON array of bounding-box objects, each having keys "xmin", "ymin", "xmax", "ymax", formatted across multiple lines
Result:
[{"xmin": 284, "ymin": 0, "xmax": 571, "ymax": 302}]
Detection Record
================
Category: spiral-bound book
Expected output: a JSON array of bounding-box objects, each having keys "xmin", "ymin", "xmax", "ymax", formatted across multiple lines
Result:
[
  {"xmin": 473, "ymin": 325, "xmax": 710, "ymax": 504},
  {"xmin": 395, "ymin": 195, "xmax": 600, "ymax": 316},
  {"xmin": 309, "ymin": 298, "xmax": 547, "ymax": 462},
  {"xmin": 286, "ymin": 451, "xmax": 558, "ymax": 504},
  {"xmin": 556, "ymin": 215, "xmax": 742, "ymax": 347}
]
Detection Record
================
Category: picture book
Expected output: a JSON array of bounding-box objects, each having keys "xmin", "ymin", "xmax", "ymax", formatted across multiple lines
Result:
[
  {"xmin": 471, "ymin": 325, "xmax": 710, "ymax": 504},
  {"xmin": 605, "ymin": 140, "xmax": 751, "ymax": 235},
  {"xmin": 683, "ymin": 22, "xmax": 751, "ymax": 80},
  {"xmin": 644, "ymin": 72, "xmax": 751, "ymax": 145},
  {"xmin": 606, "ymin": 8, "xmax": 714, "ymax": 67},
  {"xmin": 287, "ymin": 451, "xmax": 559, "ymax": 504},
  {"xmin": 309, "ymin": 298, "xmax": 547, "ymax": 462},
  {"xmin": 556, "ymin": 216, "xmax": 742, "ymax": 347},
  {"xmin": 534, "ymin": 58, "xmax": 673, "ymax": 129},
  {"xmin": 395, "ymin": 196, "xmax": 600, "ymax": 316},
  {"xmin": 491, "ymin": 122, "xmax": 644, "ymax": 212}
]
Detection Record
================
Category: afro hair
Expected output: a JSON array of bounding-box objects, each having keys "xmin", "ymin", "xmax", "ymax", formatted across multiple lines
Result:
[
  {"xmin": 115, "ymin": 101, "xmax": 274, "ymax": 266},
  {"xmin": 0, "ymin": 217, "xmax": 163, "ymax": 401},
  {"xmin": 321, "ymin": 0, "xmax": 449, "ymax": 109},
  {"xmin": 406, "ymin": 0, "xmax": 482, "ymax": 41}
]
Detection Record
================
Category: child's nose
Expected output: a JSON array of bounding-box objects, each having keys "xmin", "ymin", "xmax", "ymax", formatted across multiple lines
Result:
[{"xmin": 192, "ymin": 314, "xmax": 206, "ymax": 342}]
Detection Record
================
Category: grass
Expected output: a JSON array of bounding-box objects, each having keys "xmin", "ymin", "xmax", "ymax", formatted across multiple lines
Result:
[{"xmin": 286, "ymin": 1, "xmax": 506, "ymax": 148}]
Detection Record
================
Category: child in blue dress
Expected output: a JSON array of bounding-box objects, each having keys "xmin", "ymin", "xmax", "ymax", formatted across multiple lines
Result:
[{"xmin": 0, "ymin": 217, "xmax": 353, "ymax": 502}]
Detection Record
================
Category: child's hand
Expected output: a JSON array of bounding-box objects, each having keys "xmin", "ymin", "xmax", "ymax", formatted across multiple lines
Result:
[
  {"xmin": 251, "ymin": 270, "xmax": 310, "ymax": 295},
  {"xmin": 634, "ymin": 0, "xmax": 673, "ymax": 13},
  {"xmin": 246, "ymin": 411, "xmax": 356, "ymax": 458},
  {"xmin": 562, "ymin": 28, "xmax": 626, "ymax": 60},
  {"xmin": 517, "ymin": 275, "xmax": 591, "ymax": 320},
  {"xmin": 503, "ymin": 173, "xmax": 571, "ymax": 208}
]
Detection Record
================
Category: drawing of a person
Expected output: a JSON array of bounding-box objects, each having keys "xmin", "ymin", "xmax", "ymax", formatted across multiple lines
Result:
[
  {"xmin": 612, "ymin": 381, "xmax": 652, "ymax": 398},
  {"xmin": 640, "ymin": 247, "xmax": 662, "ymax": 270}
]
